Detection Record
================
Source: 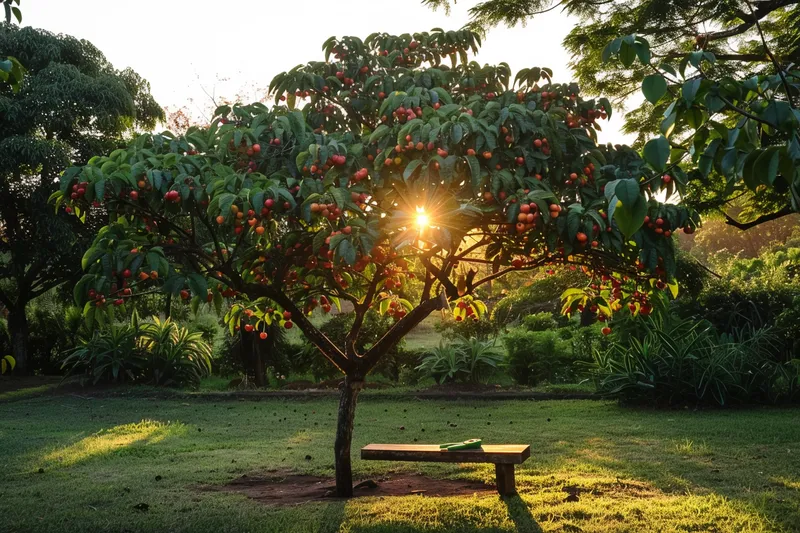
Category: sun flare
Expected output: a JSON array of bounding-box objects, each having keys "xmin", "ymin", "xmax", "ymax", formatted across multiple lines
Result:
[{"xmin": 415, "ymin": 207, "xmax": 429, "ymax": 229}]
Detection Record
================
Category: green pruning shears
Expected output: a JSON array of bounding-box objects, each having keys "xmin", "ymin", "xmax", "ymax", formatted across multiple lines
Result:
[{"xmin": 439, "ymin": 438, "xmax": 482, "ymax": 451}]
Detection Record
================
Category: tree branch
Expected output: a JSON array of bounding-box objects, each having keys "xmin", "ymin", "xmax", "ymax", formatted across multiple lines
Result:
[
  {"xmin": 723, "ymin": 205, "xmax": 793, "ymax": 230},
  {"xmin": 244, "ymin": 282, "xmax": 353, "ymax": 374},
  {"xmin": 360, "ymin": 290, "xmax": 447, "ymax": 371}
]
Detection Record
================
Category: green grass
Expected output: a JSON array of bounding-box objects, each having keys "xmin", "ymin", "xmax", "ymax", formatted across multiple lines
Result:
[{"xmin": 2, "ymin": 394, "xmax": 799, "ymax": 532}]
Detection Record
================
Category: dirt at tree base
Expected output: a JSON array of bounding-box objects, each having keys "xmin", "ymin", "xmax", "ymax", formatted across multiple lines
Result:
[{"xmin": 203, "ymin": 471, "xmax": 496, "ymax": 506}]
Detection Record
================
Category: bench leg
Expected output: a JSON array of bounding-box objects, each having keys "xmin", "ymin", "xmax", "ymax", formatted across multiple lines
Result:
[{"xmin": 495, "ymin": 463, "xmax": 516, "ymax": 495}]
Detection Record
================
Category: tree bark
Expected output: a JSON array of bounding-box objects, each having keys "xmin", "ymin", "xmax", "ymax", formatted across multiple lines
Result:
[
  {"xmin": 7, "ymin": 304, "xmax": 29, "ymax": 374},
  {"xmin": 334, "ymin": 374, "xmax": 363, "ymax": 497},
  {"xmin": 252, "ymin": 337, "xmax": 267, "ymax": 388}
]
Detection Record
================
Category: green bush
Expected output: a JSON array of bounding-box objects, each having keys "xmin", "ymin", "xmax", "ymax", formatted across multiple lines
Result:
[
  {"xmin": 416, "ymin": 336, "xmax": 504, "ymax": 384},
  {"xmin": 591, "ymin": 316, "xmax": 800, "ymax": 406},
  {"xmin": 138, "ymin": 317, "xmax": 213, "ymax": 387},
  {"xmin": 435, "ymin": 314, "xmax": 498, "ymax": 341},
  {"xmin": 491, "ymin": 269, "xmax": 584, "ymax": 327},
  {"xmin": 62, "ymin": 315, "xmax": 212, "ymax": 387},
  {"xmin": 503, "ymin": 328, "xmax": 588, "ymax": 386},
  {"xmin": 62, "ymin": 323, "xmax": 143, "ymax": 384},
  {"xmin": 522, "ymin": 312, "xmax": 559, "ymax": 332}
]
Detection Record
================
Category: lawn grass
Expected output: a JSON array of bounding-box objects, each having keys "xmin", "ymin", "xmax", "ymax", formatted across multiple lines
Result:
[{"xmin": 2, "ymin": 393, "xmax": 799, "ymax": 532}]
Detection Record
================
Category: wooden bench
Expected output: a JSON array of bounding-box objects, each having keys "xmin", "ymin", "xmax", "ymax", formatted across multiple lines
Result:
[{"xmin": 361, "ymin": 443, "xmax": 530, "ymax": 495}]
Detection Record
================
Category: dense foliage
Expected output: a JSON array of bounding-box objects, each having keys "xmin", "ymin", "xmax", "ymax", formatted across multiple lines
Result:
[
  {"xmin": 425, "ymin": 0, "xmax": 800, "ymax": 230},
  {"xmin": 0, "ymin": 24, "xmax": 162, "ymax": 372},
  {"xmin": 62, "ymin": 315, "xmax": 212, "ymax": 387},
  {"xmin": 592, "ymin": 316, "xmax": 799, "ymax": 406}
]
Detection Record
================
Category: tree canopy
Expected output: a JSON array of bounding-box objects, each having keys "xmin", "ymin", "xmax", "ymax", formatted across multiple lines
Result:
[
  {"xmin": 0, "ymin": 23, "xmax": 163, "ymax": 371},
  {"xmin": 57, "ymin": 28, "xmax": 692, "ymax": 496},
  {"xmin": 423, "ymin": 0, "xmax": 800, "ymax": 228}
]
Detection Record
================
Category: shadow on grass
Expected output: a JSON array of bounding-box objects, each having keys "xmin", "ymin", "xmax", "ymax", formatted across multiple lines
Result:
[{"xmin": 502, "ymin": 494, "xmax": 541, "ymax": 533}]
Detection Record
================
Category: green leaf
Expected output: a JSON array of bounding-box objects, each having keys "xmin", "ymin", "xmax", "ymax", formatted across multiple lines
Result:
[
  {"xmin": 642, "ymin": 75, "xmax": 667, "ymax": 104},
  {"xmin": 614, "ymin": 179, "xmax": 641, "ymax": 207},
  {"xmin": 403, "ymin": 159, "xmax": 423, "ymax": 181},
  {"xmin": 643, "ymin": 136, "xmax": 670, "ymax": 172},
  {"xmin": 682, "ymin": 79, "xmax": 700, "ymax": 105},
  {"xmin": 466, "ymin": 155, "xmax": 481, "ymax": 191},
  {"xmin": 755, "ymin": 148, "xmax": 780, "ymax": 186},
  {"xmin": 614, "ymin": 196, "xmax": 648, "ymax": 238},
  {"xmin": 618, "ymin": 41, "xmax": 637, "ymax": 67},
  {"xmin": 337, "ymin": 239, "xmax": 356, "ymax": 265}
]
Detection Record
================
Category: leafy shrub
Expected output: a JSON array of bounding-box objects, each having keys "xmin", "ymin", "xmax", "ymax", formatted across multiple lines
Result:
[
  {"xmin": 435, "ymin": 313, "xmax": 498, "ymax": 341},
  {"xmin": 138, "ymin": 317, "xmax": 212, "ymax": 387},
  {"xmin": 591, "ymin": 316, "xmax": 800, "ymax": 406},
  {"xmin": 62, "ymin": 324, "xmax": 143, "ymax": 384},
  {"xmin": 503, "ymin": 328, "xmax": 589, "ymax": 386},
  {"xmin": 491, "ymin": 269, "xmax": 584, "ymax": 327},
  {"xmin": 416, "ymin": 336, "xmax": 503, "ymax": 384},
  {"xmin": 522, "ymin": 312, "xmax": 559, "ymax": 332},
  {"xmin": 62, "ymin": 315, "xmax": 212, "ymax": 387}
]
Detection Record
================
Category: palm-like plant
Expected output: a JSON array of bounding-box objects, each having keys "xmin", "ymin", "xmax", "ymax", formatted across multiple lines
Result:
[
  {"xmin": 61, "ymin": 324, "xmax": 143, "ymax": 384},
  {"xmin": 138, "ymin": 317, "xmax": 212, "ymax": 387},
  {"xmin": 416, "ymin": 336, "xmax": 504, "ymax": 384}
]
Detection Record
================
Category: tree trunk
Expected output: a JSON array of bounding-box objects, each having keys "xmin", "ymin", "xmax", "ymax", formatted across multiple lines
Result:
[
  {"xmin": 252, "ymin": 337, "xmax": 266, "ymax": 388},
  {"xmin": 7, "ymin": 304, "xmax": 29, "ymax": 374},
  {"xmin": 334, "ymin": 374, "xmax": 363, "ymax": 497}
]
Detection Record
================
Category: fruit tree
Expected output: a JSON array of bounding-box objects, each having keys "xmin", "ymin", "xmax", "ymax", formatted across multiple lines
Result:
[{"xmin": 56, "ymin": 28, "xmax": 693, "ymax": 496}]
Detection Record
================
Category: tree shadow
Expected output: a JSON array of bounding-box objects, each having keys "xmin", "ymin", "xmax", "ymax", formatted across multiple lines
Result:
[
  {"xmin": 318, "ymin": 501, "xmax": 346, "ymax": 533},
  {"xmin": 501, "ymin": 494, "xmax": 542, "ymax": 533}
]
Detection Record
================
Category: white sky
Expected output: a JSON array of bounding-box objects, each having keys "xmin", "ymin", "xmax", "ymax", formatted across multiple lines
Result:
[{"xmin": 25, "ymin": 0, "xmax": 633, "ymax": 144}]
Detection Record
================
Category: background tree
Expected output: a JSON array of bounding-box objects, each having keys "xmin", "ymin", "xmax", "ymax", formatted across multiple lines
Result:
[
  {"xmin": 424, "ymin": 0, "xmax": 800, "ymax": 228},
  {"xmin": 58, "ymin": 28, "xmax": 692, "ymax": 496},
  {"xmin": 0, "ymin": 24, "xmax": 162, "ymax": 372}
]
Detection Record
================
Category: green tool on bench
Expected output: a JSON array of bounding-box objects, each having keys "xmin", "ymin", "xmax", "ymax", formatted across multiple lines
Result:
[{"xmin": 439, "ymin": 438, "xmax": 482, "ymax": 451}]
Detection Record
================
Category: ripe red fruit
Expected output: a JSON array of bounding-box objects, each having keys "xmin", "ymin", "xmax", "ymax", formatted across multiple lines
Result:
[
  {"xmin": 252, "ymin": 144, "xmax": 261, "ymax": 153},
  {"xmin": 122, "ymin": 269, "xmax": 132, "ymax": 278},
  {"xmin": 244, "ymin": 324, "xmax": 254, "ymax": 332},
  {"xmin": 259, "ymin": 332, "xmax": 268, "ymax": 340},
  {"xmin": 284, "ymin": 321, "xmax": 294, "ymax": 329},
  {"xmin": 576, "ymin": 232, "xmax": 588, "ymax": 243},
  {"xmin": 283, "ymin": 311, "xmax": 292, "ymax": 320},
  {"xmin": 662, "ymin": 174, "xmax": 672, "ymax": 183},
  {"xmin": 180, "ymin": 290, "xmax": 190, "ymax": 300},
  {"xmin": 264, "ymin": 198, "xmax": 275, "ymax": 208},
  {"xmin": 113, "ymin": 299, "xmax": 124, "ymax": 306},
  {"xmin": 602, "ymin": 327, "xmax": 612, "ymax": 336},
  {"xmin": 511, "ymin": 258, "xmax": 523, "ymax": 269},
  {"xmin": 533, "ymin": 139, "xmax": 543, "ymax": 148},
  {"xmin": 129, "ymin": 191, "xmax": 138, "ymax": 201}
]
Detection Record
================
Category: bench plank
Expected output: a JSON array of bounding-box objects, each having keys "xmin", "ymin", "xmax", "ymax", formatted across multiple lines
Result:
[{"xmin": 361, "ymin": 444, "xmax": 530, "ymax": 464}]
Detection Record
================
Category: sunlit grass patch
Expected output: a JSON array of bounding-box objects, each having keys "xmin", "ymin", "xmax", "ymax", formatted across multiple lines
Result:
[{"xmin": 40, "ymin": 419, "xmax": 186, "ymax": 468}]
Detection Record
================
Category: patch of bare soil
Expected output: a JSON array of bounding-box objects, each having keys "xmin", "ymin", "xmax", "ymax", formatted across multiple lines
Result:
[{"xmin": 203, "ymin": 471, "xmax": 496, "ymax": 506}]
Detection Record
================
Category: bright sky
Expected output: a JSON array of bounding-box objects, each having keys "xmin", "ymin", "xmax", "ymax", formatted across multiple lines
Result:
[{"xmin": 26, "ymin": 0, "xmax": 633, "ymax": 144}]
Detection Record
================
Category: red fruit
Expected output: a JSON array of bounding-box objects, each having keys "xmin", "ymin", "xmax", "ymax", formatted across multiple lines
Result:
[
  {"xmin": 576, "ymin": 232, "xmax": 588, "ymax": 243},
  {"xmin": 264, "ymin": 198, "xmax": 275, "ymax": 208},
  {"xmin": 244, "ymin": 324, "xmax": 254, "ymax": 332},
  {"xmin": 113, "ymin": 299, "xmax": 124, "ymax": 306},
  {"xmin": 180, "ymin": 290, "xmax": 190, "ymax": 300},
  {"xmin": 511, "ymin": 258, "xmax": 523, "ymax": 269},
  {"xmin": 284, "ymin": 321, "xmax": 294, "ymax": 329},
  {"xmin": 259, "ymin": 332, "xmax": 268, "ymax": 340},
  {"xmin": 662, "ymin": 174, "xmax": 672, "ymax": 183},
  {"xmin": 533, "ymin": 139, "xmax": 543, "ymax": 148},
  {"xmin": 129, "ymin": 191, "xmax": 138, "ymax": 201},
  {"xmin": 602, "ymin": 327, "xmax": 612, "ymax": 336},
  {"xmin": 283, "ymin": 311, "xmax": 292, "ymax": 320}
]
